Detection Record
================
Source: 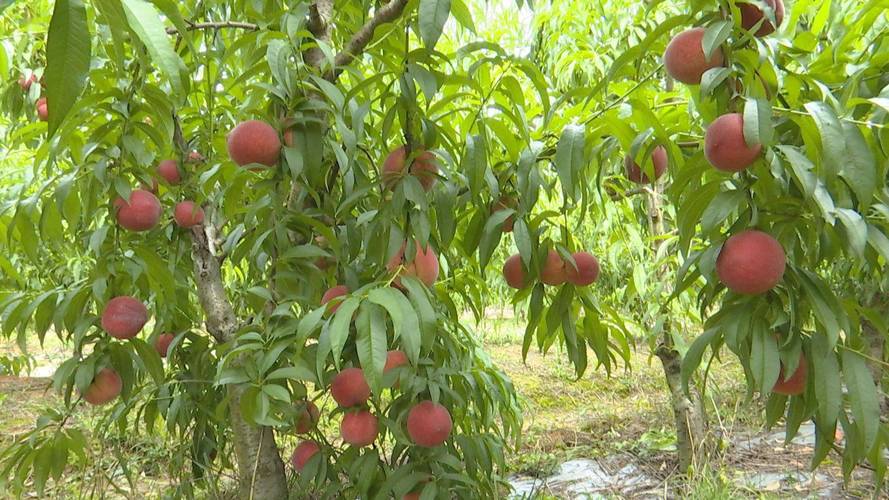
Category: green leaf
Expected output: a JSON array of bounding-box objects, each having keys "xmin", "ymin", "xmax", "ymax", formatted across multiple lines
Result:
[
  {"xmin": 835, "ymin": 208, "xmax": 867, "ymax": 259},
  {"xmin": 121, "ymin": 0, "xmax": 185, "ymax": 96},
  {"xmin": 702, "ymin": 20, "xmax": 732, "ymax": 61},
  {"xmin": 267, "ymin": 40, "xmax": 291, "ymax": 93},
  {"xmin": 0, "ymin": 0, "xmax": 15, "ymax": 15},
  {"xmin": 266, "ymin": 365, "xmax": 314, "ymax": 382},
  {"xmin": 297, "ymin": 306, "xmax": 326, "ymax": 339},
  {"xmin": 329, "ymin": 297, "xmax": 361, "ymax": 369},
  {"xmin": 554, "ymin": 124, "xmax": 584, "ymax": 202},
  {"xmin": 356, "ymin": 303, "xmax": 388, "ymax": 394},
  {"xmin": 463, "ymin": 134, "xmax": 486, "ymax": 197},
  {"xmin": 261, "ymin": 384, "xmax": 291, "ymax": 402},
  {"xmin": 803, "ymin": 102, "xmax": 844, "ymax": 178},
  {"xmin": 367, "ymin": 288, "xmax": 421, "ymax": 363},
  {"xmin": 811, "ymin": 334, "xmax": 841, "ymax": 428},
  {"xmin": 45, "ymin": 0, "xmax": 91, "ymax": 136},
  {"xmin": 701, "ymin": 190, "xmax": 743, "ymax": 234},
  {"xmin": 418, "ymin": 0, "xmax": 451, "ymax": 49},
  {"xmin": 700, "ymin": 67, "xmax": 731, "ymax": 96},
  {"xmin": 513, "ymin": 219, "xmax": 532, "ymax": 267},
  {"xmin": 132, "ymin": 339, "xmax": 164, "ymax": 384},
  {"xmin": 400, "ymin": 277, "xmax": 436, "ymax": 338},
  {"xmin": 796, "ymin": 270, "xmax": 841, "ymax": 347},
  {"xmin": 866, "ymin": 225, "xmax": 889, "ymax": 262},
  {"xmin": 478, "ymin": 210, "xmax": 511, "ymax": 270},
  {"xmin": 840, "ymin": 122, "xmax": 876, "ymax": 206},
  {"xmin": 743, "ymin": 98, "xmax": 773, "ymax": 147},
  {"xmin": 842, "ymin": 349, "xmax": 880, "ymax": 453},
  {"xmin": 750, "ymin": 326, "xmax": 779, "ymax": 393},
  {"xmin": 777, "ymin": 145, "xmax": 815, "ymax": 197},
  {"xmin": 681, "ymin": 328, "xmax": 718, "ymax": 395}
]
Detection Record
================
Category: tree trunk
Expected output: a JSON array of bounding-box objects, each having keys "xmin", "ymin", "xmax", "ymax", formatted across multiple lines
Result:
[
  {"xmin": 191, "ymin": 224, "xmax": 289, "ymax": 499},
  {"xmin": 646, "ymin": 188, "xmax": 709, "ymax": 471},
  {"xmin": 656, "ymin": 340, "xmax": 708, "ymax": 470}
]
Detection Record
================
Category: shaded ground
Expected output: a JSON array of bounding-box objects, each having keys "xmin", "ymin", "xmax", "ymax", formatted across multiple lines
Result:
[{"xmin": 0, "ymin": 319, "xmax": 885, "ymax": 498}]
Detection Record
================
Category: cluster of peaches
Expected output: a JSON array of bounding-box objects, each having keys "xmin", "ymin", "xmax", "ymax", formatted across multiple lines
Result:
[
  {"xmin": 88, "ymin": 118, "xmax": 457, "ymax": 483},
  {"xmin": 661, "ymin": 0, "xmax": 804, "ymax": 395}
]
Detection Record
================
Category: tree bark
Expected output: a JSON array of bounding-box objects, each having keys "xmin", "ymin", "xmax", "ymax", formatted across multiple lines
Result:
[
  {"xmin": 646, "ymin": 188, "xmax": 709, "ymax": 471},
  {"xmin": 656, "ymin": 341, "xmax": 708, "ymax": 470},
  {"xmin": 191, "ymin": 224, "xmax": 289, "ymax": 500}
]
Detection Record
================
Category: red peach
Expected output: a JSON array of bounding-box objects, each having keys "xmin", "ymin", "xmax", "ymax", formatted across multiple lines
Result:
[
  {"xmin": 663, "ymin": 28, "xmax": 725, "ymax": 85},
  {"xmin": 226, "ymin": 120, "xmax": 281, "ymax": 168},
  {"xmin": 154, "ymin": 333, "xmax": 175, "ymax": 358},
  {"xmin": 173, "ymin": 201, "xmax": 205, "ymax": 228},
  {"xmin": 406, "ymin": 400, "xmax": 452, "ymax": 448},
  {"xmin": 82, "ymin": 367, "xmax": 123, "ymax": 405},
  {"xmin": 101, "ymin": 296, "xmax": 148, "ymax": 339},
  {"xmin": 330, "ymin": 367, "xmax": 371, "ymax": 407}
]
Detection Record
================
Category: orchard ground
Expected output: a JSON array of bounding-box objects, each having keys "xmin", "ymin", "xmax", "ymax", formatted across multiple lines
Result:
[{"xmin": 0, "ymin": 312, "xmax": 879, "ymax": 499}]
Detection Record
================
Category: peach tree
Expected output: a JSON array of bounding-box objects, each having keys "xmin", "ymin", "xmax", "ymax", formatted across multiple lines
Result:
[
  {"xmin": 0, "ymin": 0, "xmax": 624, "ymax": 498},
  {"xmin": 509, "ymin": 0, "xmax": 889, "ymax": 483},
  {"xmin": 661, "ymin": 0, "xmax": 889, "ymax": 482}
]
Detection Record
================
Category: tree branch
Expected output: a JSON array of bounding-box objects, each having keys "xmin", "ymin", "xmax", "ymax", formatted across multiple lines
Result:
[
  {"xmin": 304, "ymin": 0, "xmax": 335, "ymax": 68},
  {"xmin": 191, "ymin": 223, "xmax": 238, "ymax": 343},
  {"xmin": 326, "ymin": 0, "xmax": 410, "ymax": 81},
  {"xmin": 165, "ymin": 21, "xmax": 258, "ymax": 35}
]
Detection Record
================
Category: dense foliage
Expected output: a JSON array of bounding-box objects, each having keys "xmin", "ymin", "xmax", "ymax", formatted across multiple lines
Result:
[{"xmin": 0, "ymin": 0, "xmax": 887, "ymax": 497}]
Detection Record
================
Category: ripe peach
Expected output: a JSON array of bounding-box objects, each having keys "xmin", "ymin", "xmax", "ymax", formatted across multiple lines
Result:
[
  {"xmin": 157, "ymin": 159, "xmax": 181, "ymax": 185},
  {"xmin": 384, "ymin": 350, "xmax": 409, "ymax": 374},
  {"xmin": 173, "ymin": 201, "xmax": 205, "ymax": 228},
  {"xmin": 36, "ymin": 97, "xmax": 48, "ymax": 121},
  {"xmin": 716, "ymin": 230, "xmax": 785, "ymax": 294},
  {"xmin": 186, "ymin": 151, "xmax": 205, "ymax": 164},
  {"xmin": 291, "ymin": 440, "xmax": 320, "ymax": 472},
  {"xmin": 18, "ymin": 74, "xmax": 37, "ymax": 91},
  {"xmin": 330, "ymin": 367, "xmax": 371, "ymax": 407},
  {"xmin": 403, "ymin": 493, "xmax": 421, "ymax": 500},
  {"xmin": 340, "ymin": 409, "xmax": 379, "ymax": 447},
  {"xmin": 384, "ymin": 350, "xmax": 409, "ymax": 387},
  {"xmin": 491, "ymin": 196, "xmax": 517, "ymax": 232},
  {"xmin": 154, "ymin": 333, "xmax": 175, "ymax": 358},
  {"xmin": 82, "ymin": 367, "xmax": 123, "ymax": 405},
  {"xmin": 226, "ymin": 120, "xmax": 281, "ymax": 168},
  {"xmin": 382, "ymin": 145, "xmax": 439, "ymax": 191},
  {"xmin": 321, "ymin": 285, "xmax": 349, "ymax": 313},
  {"xmin": 115, "ymin": 189, "xmax": 162, "ymax": 231},
  {"xmin": 704, "ymin": 113, "xmax": 762, "ymax": 172},
  {"xmin": 624, "ymin": 145, "xmax": 668, "ymax": 184},
  {"xmin": 739, "ymin": 0, "xmax": 784, "ymax": 37},
  {"xmin": 565, "ymin": 252, "xmax": 600, "ymax": 286},
  {"xmin": 101, "ymin": 296, "xmax": 148, "ymax": 339},
  {"xmin": 407, "ymin": 400, "xmax": 452, "ymax": 447},
  {"xmin": 295, "ymin": 400, "xmax": 320, "ymax": 434},
  {"xmin": 540, "ymin": 250, "xmax": 567, "ymax": 286},
  {"xmin": 772, "ymin": 352, "xmax": 807, "ymax": 396},
  {"xmin": 387, "ymin": 241, "xmax": 440, "ymax": 287},
  {"xmin": 502, "ymin": 254, "xmax": 528, "ymax": 289},
  {"xmin": 663, "ymin": 28, "xmax": 725, "ymax": 85}
]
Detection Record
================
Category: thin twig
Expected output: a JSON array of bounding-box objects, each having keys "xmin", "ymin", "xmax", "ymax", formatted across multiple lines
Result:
[
  {"xmin": 165, "ymin": 21, "xmax": 258, "ymax": 35},
  {"xmin": 773, "ymin": 105, "xmax": 887, "ymax": 129},
  {"xmin": 326, "ymin": 0, "xmax": 410, "ymax": 81},
  {"xmin": 582, "ymin": 64, "xmax": 664, "ymax": 126}
]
